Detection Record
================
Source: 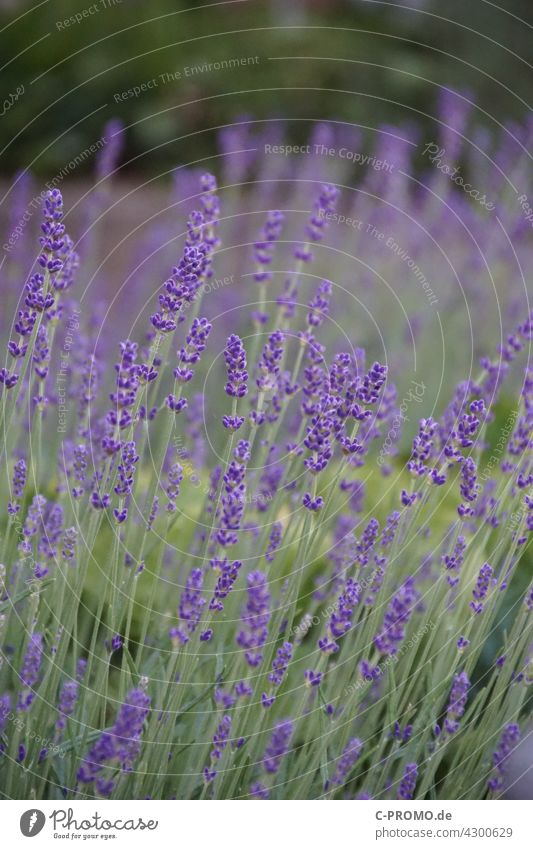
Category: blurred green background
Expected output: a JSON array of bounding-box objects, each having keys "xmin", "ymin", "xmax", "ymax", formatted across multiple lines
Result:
[{"xmin": 1, "ymin": 0, "xmax": 531, "ymax": 177}]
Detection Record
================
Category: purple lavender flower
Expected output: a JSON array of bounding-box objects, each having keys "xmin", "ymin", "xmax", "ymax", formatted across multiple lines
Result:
[
  {"xmin": 214, "ymin": 688, "xmax": 236, "ymax": 709},
  {"xmin": 18, "ymin": 633, "xmax": 44, "ymax": 711},
  {"xmin": 170, "ymin": 569, "xmax": 206, "ymax": 645},
  {"xmin": 33, "ymin": 325, "xmax": 50, "ymax": 383},
  {"xmin": 261, "ymin": 693, "xmax": 275, "ymax": 708},
  {"xmin": 373, "ymin": 577, "xmax": 418, "ymax": 656},
  {"xmin": 356, "ymin": 362, "xmax": 388, "ymax": 405},
  {"xmin": 62, "ymin": 526, "xmax": 78, "ymax": 561},
  {"xmin": 443, "ymin": 534, "xmax": 467, "ymax": 587},
  {"xmin": 222, "ymin": 414, "xmax": 245, "ymax": 431},
  {"xmin": 329, "ymin": 738, "xmax": 362, "ymax": 787},
  {"xmin": 8, "ymin": 457, "xmax": 26, "ymax": 514},
  {"xmin": 356, "ymin": 517, "xmax": 379, "ymax": 566},
  {"xmin": 393, "ymin": 722, "xmax": 413, "ymax": 742},
  {"xmin": 445, "ymin": 401, "xmax": 485, "ymax": 465},
  {"xmin": 397, "ymin": 762, "xmax": 418, "ymax": 799},
  {"xmin": 458, "ymin": 456, "xmax": 479, "ymax": 517},
  {"xmin": 408, "ymin": 417, "xmax": 438, "ymax": 477},
  {"xmin": 0, "ymin": 368, "xmax": 19, "ymax": 389},
  {"xmin": 268, "ymin": 642, "xmax": 293, "ymax": 686},
  {"xmin": 265, "ymin": 521, "xmax": 282, "ymax": 562},
  {"xmin": 250, "ymin": 781, "xmax": 269, "ymax": 799},
  {"xmin": 166, "ymin": 394, "xmax": 187, "ymax": 415},
  {"xmin": 235, "ymin": 680, "xmax": 253, "ymax": 698},
  {"xmin": 38, "ymin": 189, "xmax": 65, "ymax": 275},
  {"xmin": 199, "ymin": 172, "xmax": 220, "ymax": 255},
  {"xmin": 151, "ymin": 232, "xmax": 209, "ymax": 333},
  {"xmin": 77, "ymin": 687, "xmax": 151, "ymax": 796},
  {"xmin": 304, "ymin": 669, "xmax": 323, "ymax": 687},
  {"xmin": 294, "ymin": 183, "xmax": 339, "ymax": 262},
  {"xmin": 216, "ymin": 455, "xmax": 247, "ymax": 547},
  {"xmin": 104, "ymin": 340, "xmax": 141, "ymax": 445},
  {"xmin": 470, "ymin": 563, "xmax": 493, "ymax": 614},
  {"xmin": 0, "ymin": 694, "xmax": 11, "ymax": 733},
  {"xmin": 91, "ymin": 491, "xmax": 110, "ymax": 510},
  {"xmin": 19, "ymin": 494, "xmax": 47, "ymax": 553},
  {"xmin": 147, "ymin": 497, "xmax": 159, "ymax": 531},
  {"xmin": 174, "ymin": 316, "xmax": 212, "ymax": 383},
  {"xmin": 53, "ymin": 233, "xmax": 79, "ymax": 291},
  {"xmin": 263, "ymin": 719, "xmax": 294, "ymax": 774},
  {"xmin": 24, "ymin": 273, "xmax": 53, "ymax": 315},
  {"xmin": 210, "ymin": 715, "xmax": 232, "ymax": 762},
  {"xmin": 165, "ymin": 463, "xmax": 183, "ymax": 513},
  {"xmin": 254, "ymin": 210, "xmax": 284, "ymax": 284},
  {"xmin": 203, "ymin": 765, "xmax": 217, "ymax": 784},
  {"xmin": 319, "ymin": 578, "xmax": 360, "ymax": 654},
  {"xmin": 307, "ymin": 280, "xmax": 332, "ymax": 328},
  {"xmin": 488, "ymin": 723, "xmax": 520, "ymax": 792},
  {"xmin": 224, "ymin": 334, "xmax": 248, "ymax": 398},
  {"xmin": 256, "ymin": 330, "xmax": 284, "ymax": 392},
  {"xmin": 237, "ymin": 571, "xmax": 271, "ymax": 667},
  {"xmin": 12, "ymin": 458, "xmax": 27, "ymax": 498},
  {"xmin": 234, "ymin": 439, "xmax": 251, "ymax": 463},
  {"xmin": 444, "ymin": 670, "xmax": 470, "ymax": 734},
  {"xmin": 36, "ymin": 502, "xmax": 64, "ymax": 560},
  {"xmin": 110, "ymin": 635, "xmax": 123, "ymax": 652},
  {"xmin": 114, "ymin": 441, "xmax": 139, "ymax": 499},
  {"xmin": 209, "ymin": 558, "xmax": 242, "ymax": 611},
  {"xmin": 56, "ymin": 679, "xmax": 79, "ymax": 732},
  {"xmin": 381, "ymin": 511, "xmax": 400, "ymax": 547}
]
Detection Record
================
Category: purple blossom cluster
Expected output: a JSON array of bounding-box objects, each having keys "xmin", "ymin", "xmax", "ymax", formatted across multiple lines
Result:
[
  {"xmin": 170, "ymin": 569, "xmax": 206, "ymax": 646},
  {"xmin": 1, "ymin": 120, "xmax": 531, "ymax": 803},
  {"xmin": 17, "ymin": 633, "xmax": 44, "ymax": 712},
  {"xmin": 442, "ymin": 670, "xmax": 470, "ymax": 735},
  {"xmin": 488, "ymin": 723, "xmax": 520, "ymax": 792},
  {"xmin": 254, "ymin": 210, "xmax": 284, "ymax": 284},
  {"xmin": 77, "ymin": 687, "xmax": 151, "ymax": 797},
  {"xmin": 319, "ymin": 578, "xmax": 361, "ymax": 655},
  {"xmin": 236, "ymin": 571, "xmax": 271, "ymax": 667},
  {"xmin": 328, "ymin": 738, "xmax": 362, "ymax": 788}
]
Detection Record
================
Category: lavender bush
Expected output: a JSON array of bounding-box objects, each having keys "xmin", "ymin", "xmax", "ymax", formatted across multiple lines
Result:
[{"xmin": 0, "ymin": 109, "xmax": 531, "ymax": 801}]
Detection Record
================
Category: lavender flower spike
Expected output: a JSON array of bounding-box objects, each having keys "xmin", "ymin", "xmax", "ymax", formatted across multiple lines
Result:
[
  {"xmin": 8, "ymin": 457, "xmax": 26, "ymax": 514},
  {"xmin": 237, "ymin": 571, "xmax": 271, "ymax": 667},
  {"xmin": 170, "ymin": 568, "xmax": 206, "ymax": 646},
  {"xmin": 256, "ymin": 330, "xmax": 284, "ymax": 392},
  {"xmin": 77, "ymin": 687, "xmax": 151, "ymax": 797},
  {"xmin": 373, "ymin": 576, "xmax": 418, "ymax": 657},
  {"xmin": 329, "ymin": 738, "xmax": 362, "ymax": 788},
  {"xmin": 397, "ymin": 762, "xmax": 418, "ymax": 799},
  {"xmin": 209, "ymin": 557, "xmax": 242, "ymax": 611},
  {"xmin": 488, "ymin": 723, "xmax": 520, "ymax": 792},
  {"xmin": 263, "ymin": 719, "xmax": 294, "ymax": 774},
  {"xmin": 254, "ymin": 210, "xmax": 284, "ymax": 283},
  {"xmin": 444, "ymin": 670, "xmax": 470, "ymax": 734},
  {"xmin": 224, "ymin": 334, "xmax": 248, "ymax": 398},
  {"xmin": 470, "ymin": 563, "xmax": 494, "ymax": 614},
  {"xmin": 39, "ymin": 189, "xmax": 65, "ymax": 276},
  {"xmin": 18, "ymin": 633, "xmax": 44, "ymax": 711},
  {"xmin": 268, "ymin": 642, "xmax": 293, "ymax": 687},
  {"xmin": 56, "ymin": 679, "xmax": 79, "ymax": 732},
  {"xmin": 295, "ymin": 183, "xmax": 340, "ymax": 262}
]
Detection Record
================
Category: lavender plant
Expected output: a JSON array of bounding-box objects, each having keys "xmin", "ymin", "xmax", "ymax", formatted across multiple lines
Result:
[{"xmin": 0, "ymin": 118, "xmax": 531, "ymax": 802}]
